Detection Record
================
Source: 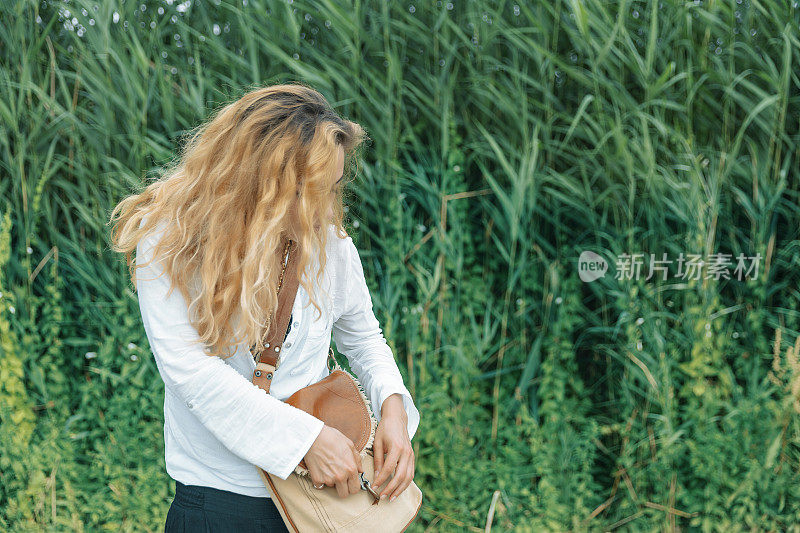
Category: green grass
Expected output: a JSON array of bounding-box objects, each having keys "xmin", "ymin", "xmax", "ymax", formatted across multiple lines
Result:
[{"xmin": 1, "ymin": 0, "xmax": 799, "ymax": 530}]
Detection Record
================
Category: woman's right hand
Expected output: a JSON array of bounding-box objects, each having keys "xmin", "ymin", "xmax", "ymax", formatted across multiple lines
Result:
[{"xmin": 303, "ymin": 425, "xmax": 364, "ymax": 498}]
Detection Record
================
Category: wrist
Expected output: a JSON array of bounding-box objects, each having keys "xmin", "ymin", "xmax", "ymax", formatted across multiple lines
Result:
[{"xmin": 380, "ymin": 393, "xmax": 407, "ymax": 420}]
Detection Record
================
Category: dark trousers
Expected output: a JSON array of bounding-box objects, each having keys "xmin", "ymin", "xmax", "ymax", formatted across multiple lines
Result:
[{"xmin": 165, "ymin": 479, "xmax": 290, "ymax": 532}]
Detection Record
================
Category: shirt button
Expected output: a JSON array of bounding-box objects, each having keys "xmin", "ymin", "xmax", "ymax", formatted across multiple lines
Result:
[
  {"xmin": 187, "ymin": 402, "xmax": 194, "ymax": 409},
  {"xmin": 293, "ymin": 322, "xmax": 299, "ymax": 328},
  {"xmin": 285, "ymin": 342, "xmax": 292, "ymax": 348}
]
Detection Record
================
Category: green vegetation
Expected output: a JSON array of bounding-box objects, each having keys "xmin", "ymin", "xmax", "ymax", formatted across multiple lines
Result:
[{"xmin": 1, "ymin": 0, "xmax": 799, "ymax": 530}]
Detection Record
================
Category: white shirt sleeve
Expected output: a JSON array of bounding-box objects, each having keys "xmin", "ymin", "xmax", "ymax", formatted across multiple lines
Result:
[
  {"xmin": 135, "ymin": 231, "xmax": 325, "ymax": 480},
  {"xmin": 331, "ymin": 235, "xmax": 420, "ymax": 441}
]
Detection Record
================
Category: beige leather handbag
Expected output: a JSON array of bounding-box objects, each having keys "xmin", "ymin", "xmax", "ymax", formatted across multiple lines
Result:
[{"xmin": 250, "ymin": 238, "xmax": 423, "ymax": 532}]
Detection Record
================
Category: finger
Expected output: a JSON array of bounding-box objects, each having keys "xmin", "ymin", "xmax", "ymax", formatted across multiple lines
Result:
[
  {"xmin": 379, "ymin": 450, "xmax": 410, "ymax": 500},
  {"xmin": 306, "ymin": 463, "xmax": 322, "ymax": 487},
  {"xmin": 389, "ymin": 456, "xmax": 415, "ymax": 501},
  {"xmin": 380, "ymin": 451, "xmax": 410, "ymax": 501},
  {"xmin": 306, "ymin": 460, "xmax": 328, "ymax": 489},
  {"xmin": 374, "ymin": 446, "xmax": 400, "ymax": 488},
  {"xmin": 374, "ymin": 444, "xmax": 399, "ymax": 488},
  {"xmin": 372, "ymin": 437, "xmax": 385, "ymax": 480},
  {"xmin": 347, "ymin": 470, "xmax": 361, "ymax": 496},
  {"xmin": 335, "ymin": 478, "xmax": 349, "ymax": 499}
]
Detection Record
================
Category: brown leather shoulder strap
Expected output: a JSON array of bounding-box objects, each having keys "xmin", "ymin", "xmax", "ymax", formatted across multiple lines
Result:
[{"xmin": 254, "ymin": 239, "xmax": 301, "ymax": 368}]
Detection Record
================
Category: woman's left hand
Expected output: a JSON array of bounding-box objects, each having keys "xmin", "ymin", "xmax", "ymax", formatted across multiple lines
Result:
[{"xmin": 372, "ymin": 394, "xmax": 414, "ymax": 502}]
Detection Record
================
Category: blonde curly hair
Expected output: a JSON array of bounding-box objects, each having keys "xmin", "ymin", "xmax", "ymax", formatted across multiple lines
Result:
[{"xmin": 108, "ymin": 82, "xmax": 368, "ymax": 359}]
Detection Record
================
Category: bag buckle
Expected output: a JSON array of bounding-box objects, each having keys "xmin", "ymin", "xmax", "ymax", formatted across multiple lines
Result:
[{"xmin": 359, "ymin": 472, "xmax": 380, "ymax": 504}]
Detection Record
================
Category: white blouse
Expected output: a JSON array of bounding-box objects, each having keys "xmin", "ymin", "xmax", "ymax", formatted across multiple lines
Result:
[{"xmin": 135, "ymin": 219, "xmax": 420, "ymax": 498}]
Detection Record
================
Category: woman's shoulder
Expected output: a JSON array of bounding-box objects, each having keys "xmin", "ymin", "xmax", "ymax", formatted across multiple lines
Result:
[
  {"xmin": 135, "ymin": 215, "xmax": 174, "ymax": 269},
  {"xmin": 137, "ymin": 214, "xmax": 170, "ymax": 242},
  {"xmin": 325, "ymin": 222, "xmax": 354, "ymax": 261}
]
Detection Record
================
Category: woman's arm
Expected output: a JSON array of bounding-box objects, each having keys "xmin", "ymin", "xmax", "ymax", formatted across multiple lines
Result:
[
  {"xmin": 331, "ymin": 235, "xmax": 420, "ymax": 441},
  {"xmin": 135, "ymin": 231, "xmax": 324, "ymax": 480}
]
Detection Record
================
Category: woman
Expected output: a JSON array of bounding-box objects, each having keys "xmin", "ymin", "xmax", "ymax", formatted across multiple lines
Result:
[{"xmin": 109, "ymin": 83, "xmax": 420, "ymax": 532}]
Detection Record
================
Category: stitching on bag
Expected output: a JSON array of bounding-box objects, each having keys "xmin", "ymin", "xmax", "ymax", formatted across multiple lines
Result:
[
  {"xmin": 260, "ymin": 469, "xmax": 300, "ymax": 533},
  {"xmin": 319, "ymin": 381, "xmax": 361, "ymax": 403},
  {"xmin": 336, "ymin": 483, "xmax": 423, "ymax": 530},
  {"xmin": 320, "ymin": 376, "xmax": 371, "ymax": 450},
  {"xmin": 298, "ymin": 473, "xmax": 336, "ymax": 532},
  {"xmin": 331, "ymin": 457, "xmax": 383, "ymax": 529},
  {"xmin": 296, "ymin": 475, "xmax": 329, "ymax": 531},
  {"xmin": 307, "ymin": 476, "xmax": 339, "ymax": 532},
  {"xmin": 290, "ymin": 365, "xmax": 377, "ymax": 477},
  {"xmin": 334, "ymin": 495, "xmax": 377, "ymax": 529},
  {"xmin": 336, "ymin": 483, "xmax": 415, "ymax": 530},
  {"xmin": 311, "ymin": 476, "xmax": 371, "ymax": 531}
]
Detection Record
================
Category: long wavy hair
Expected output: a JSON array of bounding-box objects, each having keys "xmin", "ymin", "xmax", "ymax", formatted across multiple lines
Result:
[{"xmin": 108, "ymin": 83, "xmax": 368, "ymax": 359}]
